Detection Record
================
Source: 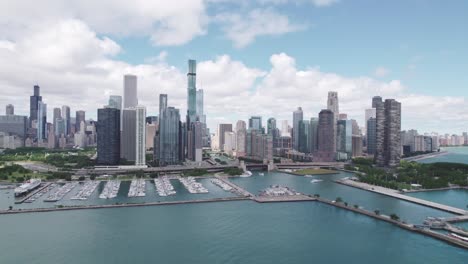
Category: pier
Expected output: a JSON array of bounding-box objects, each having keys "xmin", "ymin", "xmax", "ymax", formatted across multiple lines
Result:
[
  {"xmin": 14, "ymin": 182, "xmax": 53, "ymax": 204},
  {"xmin": 0, "ymin": 196, "xmax": 250, "ymax": 215},
  {"xmin": 215, "ymin": 176, "xmax": 255, "ymax": 197},
  {"xmin": 336, "ymin": 179, "xmax": 468, "ymax": 215},
  {"xmin": 443, "ymin": 215, "xmax": 468, "ymax": 223}
]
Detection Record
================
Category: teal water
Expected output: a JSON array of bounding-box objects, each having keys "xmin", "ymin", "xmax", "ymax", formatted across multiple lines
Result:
[
  {"xmin": 230, "ymin": 172, "xmax": 453, "ymax": 223},
  {"xmin": 0, "ymin": 201, "xmax": 466, "ymax": 264},
  {"xmin": 419, "ymin": 146, "xmax": 468, "ymax": 164},
  {"xmin": 406, "ymin": 189, "xmax": 468, "ymax": 210}
]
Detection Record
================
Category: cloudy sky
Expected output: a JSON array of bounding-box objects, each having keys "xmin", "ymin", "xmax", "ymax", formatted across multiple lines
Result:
[{"xmin": 0, "ymin": 0, "xmax": 467, "ymax": 134}]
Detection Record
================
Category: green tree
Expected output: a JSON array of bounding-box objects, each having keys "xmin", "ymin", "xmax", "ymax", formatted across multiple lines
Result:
[
  {"xmin": 390, "ymin": 213, "xmax": 400, "ymax": 221},
  {"xmin": 374, "ymin": 210, "xmax": 380, "ymax": 215},
  {"xmin": 335, "ymin": 197, "xmax": 343, "ymax": 203}
]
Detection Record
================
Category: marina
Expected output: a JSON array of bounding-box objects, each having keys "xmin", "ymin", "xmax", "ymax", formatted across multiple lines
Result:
[
  {"xmin": 210, "ymin": 178, "xmax": 234, "ymax": 192},
  {"xmin": 71, "ymin": 181, "xmax": 100, "ymax": 200},
  {"xmin": 128, "ymin": 179, "xmax": 146, "ymax": 197},
  {"xmin": 44, "ymin": 182, "xmax": 79, "ymax": 202},
  {"xmin": 178, "ymin": 176, "xmax": 209, "ymax": 194},
  {"xmin": 99, "ymin": 180, "xmax": 121, "ymax": 199},
  {"xmin": 153, "ymin": 176, "xmax": 176, "ymax": 196},
  {"xmin": 24, "ymin": 183, "xmax": 57, "ymax": 203}
]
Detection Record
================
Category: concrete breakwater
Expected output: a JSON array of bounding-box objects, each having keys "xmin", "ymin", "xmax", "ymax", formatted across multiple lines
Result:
[{"xmin": 335, "ymin": 179, "xmax": 467, "ymax": 215}]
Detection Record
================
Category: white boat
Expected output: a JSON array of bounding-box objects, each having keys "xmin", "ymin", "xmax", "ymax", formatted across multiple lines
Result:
[
  {"xmin": 240, "ymin": 171, "xmax": 253, "ymax": 178},
  {"xmin": 14, "ymin": 179, "xmax": 41, "ymax": 197},
  {"xmin": 304, "ymin": 175, "xmax": 313, "ymax": 178},
  {"xmin": 259, "ymin": 173, "xmax": 265, "ymax": 176},
  {"xmin": 310, "ymin": 179, "xmax": 323, "ymax": 183}
]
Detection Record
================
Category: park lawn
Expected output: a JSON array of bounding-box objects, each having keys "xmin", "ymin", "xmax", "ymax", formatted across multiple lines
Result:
[{"xmin": 294, "ymin": 168, "xmax": 339, "ymax": 175}]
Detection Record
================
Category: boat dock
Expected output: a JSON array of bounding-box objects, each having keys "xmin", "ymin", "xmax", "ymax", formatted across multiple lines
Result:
[
  {"xmin": 335, "ymin": 179, "xmax": 468, "ymax": 215},
  {"xmin": 443, "ymin": 215, "xmax": 468, "ymax": 223},
  {"xmin": 14, "ymin": 182, "xmax": 53, "ymax": 204},
  {"xmin": 215, "ymin": 176, "xmax": 254, "ymax": 197},
  {"xmin": 128, "ymin": 179, "xmax": 146, "ymax": 197},
  {"xmin": 44, "ymin": 182, "xmax": 79, "ymax": 202}
]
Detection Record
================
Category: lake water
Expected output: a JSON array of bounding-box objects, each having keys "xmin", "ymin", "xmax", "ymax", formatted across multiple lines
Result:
[{"xmin": 0, "ymin": 160, "xmax": 467, "ymax": 262}]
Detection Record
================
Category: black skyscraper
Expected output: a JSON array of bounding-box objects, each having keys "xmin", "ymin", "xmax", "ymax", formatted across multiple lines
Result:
[
  {"xmin": 29, "ymin": 85, "xmax": 42, "ymax": 128},
  {"xmin": 97, "ymin": 108, "xmax": 120, "ymax": 165}
]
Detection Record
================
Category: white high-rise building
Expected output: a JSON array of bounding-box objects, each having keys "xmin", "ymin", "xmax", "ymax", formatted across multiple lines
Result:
[
  {"xmin": 135, "ymin": 106, "xmax": 146, "ymax": 166},
  {"xmin": 224, "ymin": 131, "xmax": 236, "ymax": 156},
  {"xmin": 281, "ymin": 120, "xmax": 290, "ymax": 137},
  {"xmin": 123, "ymin": 75, "xmax": 138, "ymax": 108}
]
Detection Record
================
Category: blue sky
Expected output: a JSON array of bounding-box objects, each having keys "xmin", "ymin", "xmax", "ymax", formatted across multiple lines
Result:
[
  {"xmin": 115, "ymin": 0, "xmax": 468, "ymax": 97},
  {"xmin": 0, "ymin": 0, "xmax": 467, "ymax": 133}
]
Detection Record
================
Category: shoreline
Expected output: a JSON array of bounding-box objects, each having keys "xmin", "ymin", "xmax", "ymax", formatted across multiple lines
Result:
[{"xmin": 403, "ymin": 151, "xmax": 449, "ymax": 162}]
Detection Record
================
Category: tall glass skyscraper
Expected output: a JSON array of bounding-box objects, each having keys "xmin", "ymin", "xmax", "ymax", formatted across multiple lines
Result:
[
  {"xmin": 309, "ymin": 117, "xmax": 319, "ymax": 153},
  {"xmin": 75, "ymin": 110, "xmax": 86, "ymax": 133},
  {"xmin": 29, "ymin": 85, "xmax": 42, "ymax": 129},
  {"xmin": 196, "ymin": 89, "xmax": 204, "ymax": 123},
  {"xmin": 249, "ymin": 116, "xmax": 262, "ymax": 131},
  {"xmin": 61, "ymin": 105, "xmax": 70, "ymax": 136},
  {"xmin": 37, "ymin": 101, "xmax": 47, "ymax": 140},
  {"xmin": 157, "ymin": 94, "xmax": 181, "ymax": 165},
  {"xmin": 316, "ymin": 109, "xmax": 335, "ymax": 162},
  {"xmin": 293, "ymin": 107, "xmax": 303, "ymax": 151},
  {"xmin": 187, "ymin": 60, "xmax": 197, "ymax": 124},
  {"xmin": 97, "ymin": 107, "xmax": 120, "ymax": 165},
  {"xmin": 109, "ymin": 95, "xmax": 122, "ymax": 110}
]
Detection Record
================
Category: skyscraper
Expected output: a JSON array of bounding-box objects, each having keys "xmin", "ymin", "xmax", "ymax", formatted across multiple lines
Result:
[
  {"xmin": 109, "ymin": 95, "xmax": 122, "ymax": 110},
  {"xmin": 196, "ymin": 89, "xmax": 205, "ymax": 123},
  {"xmin": 6, "ymin": 104, "xmax": 14, "ymax": 115},
  {"xmin": 375, "ymin": 97, "xmax": 401, "ymax": 167},
  {"xmin": 75, "ymin": 110, "xmax": 86, "ymax": 133},
  {"xmin": 327, "ymin": 91, "xmax": 339, "ymax": 121},
  {"xmin": 299, "ymin": 120, "xmax": 311, "ymax": 153},
  {"xmin": 315, "ymin": 109, "xmax": 335, "ymax": 162},
  {"xmin": 123, "ymin": 75, "xmax": 138, "ymax": 108},
  {"xmin": 188, "ymin": 121, "xmax": 203, "ymax": 162},
  {"xmin": 29, "ymin": 85, "xmax": 42, "ymax": 128},
  {"xmin": 281, "ymin": 120, "xmax": 290, "ymax": 137},
  {"xmin": 267, "ymin": 118, "xmax": 276, "ymax": 134},
  {"xmin": 159, "ymin": 107, "xmax": 181, "ymax": 165},
  {"xmin": 249, "ymin": 116, "xmax": 262, "ymax": 131},
  {"xmin": 367, "ymin": 117, "xmax": 377, "ymax": 155},
  {"xmin": 364, "ymin": 108, "xmax": 376, "ymax": 134},
  {"xmin": 235, "ymin": 120, "xmax": 247, "ymax": 157},
  {"xmin": 61, "ymin": 105, "xmax": 70, "ymax": 136},
  {"xmin": 53, "ymin": 107, "xmax": 61, "ymax": 136},
  {"xmin": 135, "ymin": 106, "xmax": 147, "ymax": 166},
  {"xmin": 121, "ymin": 108, "xmax": 137, "ymax": 161},
  {"xmin": 336, "ymin": 119, "xmax": 352, "ymax": 160},
  {"xmin": 97, "ymin": 107, "xmax": 120, "ymax": 165},
  {"xmin": 292, "ymin": 107, "xmax": 303, "ymax": 151},
  {"xmin": 309, "ymin": 118, "xmax": 319, "ymax": 153},
  {"xmin": 352, "ymin": 135, "xmax": 363, "ymax": 157},
  {"xmin": 217, "ymin": 124, "xmax": 233, "ymax": 151},
  {"xmin": 187, "ymin": 60, "xmax": 197, "ymax": 124},
  {"xmin": 37, "ymin": 101, "xmax": 47, "ymax": 140}
]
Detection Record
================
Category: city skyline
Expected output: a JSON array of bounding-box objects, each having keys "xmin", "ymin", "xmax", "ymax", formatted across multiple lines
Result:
[{"xmin": 0, "ymin": 1, "xmax": 467, "ymax": 134}]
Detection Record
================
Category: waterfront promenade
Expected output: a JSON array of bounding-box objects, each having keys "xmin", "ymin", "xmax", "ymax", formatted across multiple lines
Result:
[{"xmin": 335, "ymin": 179, "xmax": 468, "ymax": 215}]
